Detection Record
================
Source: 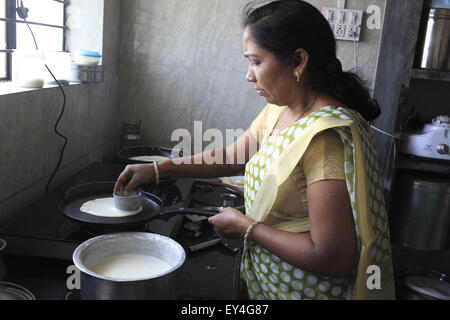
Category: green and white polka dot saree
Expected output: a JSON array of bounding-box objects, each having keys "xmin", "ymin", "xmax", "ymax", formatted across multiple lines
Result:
[{"xmin": 241, "ymin": 106, "xmax": 395, "ymax": 300}]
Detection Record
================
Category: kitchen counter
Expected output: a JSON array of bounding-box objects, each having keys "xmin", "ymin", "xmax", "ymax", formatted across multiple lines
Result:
[{"xmin": 2, "ymin": 254, "xmax": 72, "ymax": 300}]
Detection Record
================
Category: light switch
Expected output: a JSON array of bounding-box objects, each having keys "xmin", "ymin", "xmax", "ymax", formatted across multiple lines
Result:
[
  {"xmin": 327, "ymin": 9, "xmax": 334, "ymax": 22},
  {"xmin": 338, "ymin": 11, "xmax": 345, "ymax": 23},
  {"xmin": 351, "ymin": 11, "xmax": 357, "ymax": 24}
]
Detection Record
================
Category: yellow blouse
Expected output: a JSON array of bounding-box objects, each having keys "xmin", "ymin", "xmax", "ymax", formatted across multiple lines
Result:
[{"xmin": 250, "ymin": 104, "xmax": 346, "ymax": 222}]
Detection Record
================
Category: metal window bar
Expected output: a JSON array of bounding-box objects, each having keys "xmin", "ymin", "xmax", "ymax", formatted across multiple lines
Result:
[
  {"xmin": 0, "ymin": 0, "xmax": 67, "ymax": 80},
  {"xmin": 0, "ymin": 17, "xmax": 67, "ymax": 29},
  {"xmin": 0, "ymin": 0, "xmax": 16, "ymax": 80}
]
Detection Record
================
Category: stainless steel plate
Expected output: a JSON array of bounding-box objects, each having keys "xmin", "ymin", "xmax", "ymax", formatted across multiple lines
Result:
[{"xmin": 0, "ymin": 282, "xmax": 35, "ymax": 300}]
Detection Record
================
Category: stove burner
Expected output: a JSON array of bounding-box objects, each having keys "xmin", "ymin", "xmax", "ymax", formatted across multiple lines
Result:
[
  {"xmin": 184, "ymin": 221, "xmax": 203, "ymax": 233},
  {"xmin": 140, "ymin": 182, "xmax": 182, "ymax": 207},
  {"xmin": 177, "ymin": 217, "xmax": 220, "ymax": 253},
  {"xmin": 189, "ymin": 182, "xmax": 243, "ymax": 209}
]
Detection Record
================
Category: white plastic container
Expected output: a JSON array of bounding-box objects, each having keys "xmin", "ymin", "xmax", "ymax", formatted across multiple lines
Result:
[
  {"xmin": 44, "ymin": 51, "xmax": 73, "ymax": 83},
  {"xmin": 73, "ymin": 50, "xmax": 101, "ymax": 65},
  {"xmin": 12, "ymin": 50, "xmax": 46, "ymax": 88}
]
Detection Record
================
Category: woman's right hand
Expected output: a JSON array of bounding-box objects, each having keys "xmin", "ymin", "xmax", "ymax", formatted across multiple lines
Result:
[{"xmin": 114, "ymin": 164, "xmax": 155, "ymax": 193}]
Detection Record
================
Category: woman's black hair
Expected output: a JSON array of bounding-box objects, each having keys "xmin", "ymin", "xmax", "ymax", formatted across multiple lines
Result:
[{"xmin": 242, "ymin": 0, "xmax": 380, "ymax": 121}]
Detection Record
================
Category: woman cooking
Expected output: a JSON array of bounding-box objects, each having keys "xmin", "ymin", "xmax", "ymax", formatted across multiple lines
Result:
[{"xmin": 114, "ymin": 0, "xmax": 395, "ymax": 300}]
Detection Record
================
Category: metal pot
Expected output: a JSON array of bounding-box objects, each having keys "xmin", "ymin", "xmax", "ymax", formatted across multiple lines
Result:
[
  {"xmin": 73, "ymin": 232, "xmax": 185, "ymax": 300},
  {"xmin": 0, "ymin": 239, "xmax": 6, "ymax": 280},
  {"xmin": 390, "ymin": 170, "xmax": 450, "ymax": 251}
]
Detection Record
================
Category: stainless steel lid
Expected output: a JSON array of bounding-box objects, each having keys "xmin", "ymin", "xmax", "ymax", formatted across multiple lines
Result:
[{"xmin": 0, "ymin": 282, "xmax": 35, "ymax": 300}]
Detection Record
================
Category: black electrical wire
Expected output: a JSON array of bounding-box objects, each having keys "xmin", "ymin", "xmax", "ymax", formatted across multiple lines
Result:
[{"xmin": 17, "ymin": 0, "xmax": 68, "ymax": 193}]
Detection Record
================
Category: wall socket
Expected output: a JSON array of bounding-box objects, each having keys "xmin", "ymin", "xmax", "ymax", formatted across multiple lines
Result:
[
  {"xmin": 321, "ymin": 7, "xmax": 363, "ymax": 41},
  {"xmin": 347, "ymin": 24, "xmax": 360, "ymax": 39},
  {"xmin": 335, "ymin": 23, "xmax": 346, "ymax": 38}
]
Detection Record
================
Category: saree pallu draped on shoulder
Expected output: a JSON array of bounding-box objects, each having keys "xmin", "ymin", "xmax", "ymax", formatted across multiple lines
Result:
[{"xmin": 241, "ymin": 106, "xmax": 395, "ymax": 300}]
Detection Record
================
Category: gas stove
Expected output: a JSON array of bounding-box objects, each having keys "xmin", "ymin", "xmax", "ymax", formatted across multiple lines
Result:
[{"xmin": 0, "ymin": 162, "xmax": 244, "ymax": 300}]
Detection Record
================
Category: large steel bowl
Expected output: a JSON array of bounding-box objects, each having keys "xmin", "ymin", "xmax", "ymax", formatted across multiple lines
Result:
[{"xmin": 73, "ymin": 232, "xmax": 185, "ymax": 300}]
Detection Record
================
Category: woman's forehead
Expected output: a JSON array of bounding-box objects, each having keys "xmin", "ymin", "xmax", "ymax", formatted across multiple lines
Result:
[
  {"xmin": 242, "ymin": 28, "xmax": 251, "ymax": 45},
  {"xmin": 243, "ymin": 29, "xmax": 265, "ymax": 55}
]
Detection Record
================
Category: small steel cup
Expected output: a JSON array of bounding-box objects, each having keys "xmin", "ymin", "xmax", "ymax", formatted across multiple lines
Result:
[{"xmin": 113, "ymin": 190, "xmax": 142, "ymax": 211}]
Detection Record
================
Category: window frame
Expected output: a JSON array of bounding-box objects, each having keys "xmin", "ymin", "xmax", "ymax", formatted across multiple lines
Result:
[{"xmin": 0, "ymin": 0, "xmax": 67, "ymax": 81}]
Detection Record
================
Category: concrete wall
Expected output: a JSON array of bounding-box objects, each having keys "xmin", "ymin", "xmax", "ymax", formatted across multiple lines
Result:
[
  {"xmin": 0, "ymin": 0, "xmax": 122, "ymax": 225},
  {"xmin": 118, "ymin": 0, "xmax": 386, "ymax": 148},
  {"xmin": 65, "ymin": 0, "xmax": 105, "ymax": 58}
]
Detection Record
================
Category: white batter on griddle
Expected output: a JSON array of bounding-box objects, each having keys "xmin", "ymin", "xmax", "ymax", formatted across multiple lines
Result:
[
  {"xmin": 130, "ymin": 155, "xmax": 170, "ymax": 162},
  {"xmin": 89, "ymin": 254, "xmax": 171, "ymax": 278},
  {"xmin": 80, "ymin": 197, "xmax": 142, "ymax": 217}
]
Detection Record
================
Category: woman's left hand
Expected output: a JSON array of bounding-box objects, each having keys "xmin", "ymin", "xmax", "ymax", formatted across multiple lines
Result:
[{"xmin": 208, "ymin": 207, "xmax": 253, "ymax": 238}]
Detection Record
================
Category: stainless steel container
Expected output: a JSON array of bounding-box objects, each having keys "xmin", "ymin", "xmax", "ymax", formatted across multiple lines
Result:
[
  {"xmin": 0, "ymin": 239, "xmax": 6, "ymax": 280},
  {"xmin": 121, "ymin": 133, "xmax": 142, "ymax": 148},
  {"xmin": 419, "ymin": 8, "xmax": 450, "ymax": 71},
  {"xmin": 73, "ymin": 232, "xmax": 186, "ymax": 300},
  {"xmin": 113, "ymin": 190, "xmax": 142, "ymax": 211},
  {"xmin": 121, "ymin": 122, "xmax": 142, "ymax": 148},
  {"xmin": 71, "ymin": 64, "xmax": 104, "ymax": 83},
  {"xmin": 390, "ymin": 171, "xmax": 450, "ymax": 251},
  {"xmin": 221, "ymin": 193, "xmax": 238, "ymax": 207}
]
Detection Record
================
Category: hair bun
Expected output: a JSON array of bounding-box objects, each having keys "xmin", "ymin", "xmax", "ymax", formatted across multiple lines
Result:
[{"xmin": 326, "ymin": 58, "xmax": 343, "ymax": 76}]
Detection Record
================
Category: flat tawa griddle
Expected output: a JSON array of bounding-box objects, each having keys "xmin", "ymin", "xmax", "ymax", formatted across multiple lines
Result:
[
  {"xmin": 118, "ymin": 146, "xmax": 174, "ymax": 164},
  {"xmin": 118, "ymin": 146, "xmax": 178, "ymax": 184},
  {"xmin": 59, "ymin": 183, "xmax": 163, "ymax": 227}
]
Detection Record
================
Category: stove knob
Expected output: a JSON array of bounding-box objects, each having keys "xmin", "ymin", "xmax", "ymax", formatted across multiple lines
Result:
[{"xmin": 437, "ymin": 144, "xmax": 449, "ymax": 155}]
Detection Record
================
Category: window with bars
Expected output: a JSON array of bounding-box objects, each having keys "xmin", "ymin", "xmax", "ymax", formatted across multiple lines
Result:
[{"xmin": 0, "ymin": 0, "xmax": 66, "ymax": 80}]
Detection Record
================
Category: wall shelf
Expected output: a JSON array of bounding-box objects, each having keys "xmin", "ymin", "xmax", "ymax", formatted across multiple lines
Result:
[
  {"xmin": 396, "ymin": 154, "xmax": 450, "ymax": 175},
  {"xmin": 411, "ymin": 68, "xmax": 450, "ymax": 82}
]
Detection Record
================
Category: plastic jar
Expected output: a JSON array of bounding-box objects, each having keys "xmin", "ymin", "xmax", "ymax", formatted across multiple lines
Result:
[
  {"xmin": 73, "ymin": 50, "xmax": 101, "ymax": 65},
  {"xmin": 12, "ymin": 50, "xmax": 46, "ymax": 88},
  {"xmin": 44, "ymin": 51, "xmax": 73, "ymax": 82}
]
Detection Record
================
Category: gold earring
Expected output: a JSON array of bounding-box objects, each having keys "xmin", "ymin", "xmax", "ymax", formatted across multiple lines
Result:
[{"xmin": 295, "ymin": 72, "xmax": 301, "ymax": 83}]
